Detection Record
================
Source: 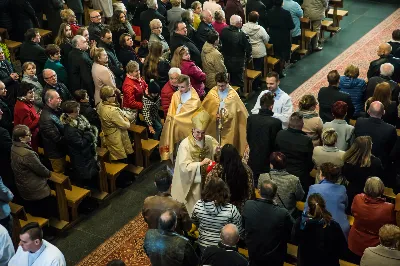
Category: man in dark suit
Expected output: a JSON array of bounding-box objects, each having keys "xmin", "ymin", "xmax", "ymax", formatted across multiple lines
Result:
[
  {"xmin": 195, "ymin": 10, "xmax": 215, "ymax": 51},
  {"xmin": 246, "ymin": 0, "xmax": 269, "ymax": 29},
  {"xmin": 247, "ymin": 92, "xmax": 282, "ymax": 183},
  {"xmin": 367, "ymin": 43, "xmax": 400, "ymax": 83},
  {"xmin": 142, "ymin": 170, "xmax": 192, "ymax": 235},
  {"xmin": 355, "ymin": 101, "xmax": 397, "ymax": 174},
  {"xmin": 242, "ymin": 179, "xmax": 294, "ymax": 266},
  {"xmin": 170, "ymin": 21, "xmax": 202, "ymax": 67},
  {"xmin": 140, "ymin": 0, "xmax": 167, "ymax": 41},
  {"xmin": 201, "ymin": 224, "xmax": 248, "ymax": 266},
  {"xmin": 157, "ymin": 0, "xmax": 172, "ymax": 17},
  {"xmin": 19, "ymin": 29, "xmax": 47, "ymax": 78},
  {"xmin": 275, "ymin": 112, "xmax": 314, "ymax": 193},
  {"xmin": 318, "ymin": 70, "xmax": 355, "ymax": 123},
  {"xmin": 366, "ymin": 63, "xmax": 400, "ymax": 104}
]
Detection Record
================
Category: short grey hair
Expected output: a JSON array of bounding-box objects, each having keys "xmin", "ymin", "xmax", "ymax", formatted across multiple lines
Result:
[
  {"xmin": 380, "ymin": 63, "xmax": 394, "ymax": 77},
  {"xmin": 364, "ymin": 176, "xmax": 385, "ymax": 198},
  {"xmin": 230, "ymin": 15, "xmax": 241, "ymax": 26},
  {"xmin": 150, "ymin": 19, "xmax": 162, "ymax": 29},
  {"xmin": 168, "ymin": 67, "xmax": 181, "ymax": 76},
  {"xmin": 71, "ymin": 35, "xmax": 84, "ymax": 48},
  {"xmin": 147, "ymin": 0, "xmax": 157, "ymax": 9},
  {"xmin": 113, "ymin": 2, "xmax": 126, "ymax": 12},
  {"xmin": 44, "ymin": 89, "xmax": 57, "ymax": 103}
]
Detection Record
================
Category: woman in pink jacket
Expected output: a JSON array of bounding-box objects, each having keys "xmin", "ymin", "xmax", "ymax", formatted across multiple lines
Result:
[{"xmin": 171, "ymin": 46, "xmax": 206, "ymax": 99}]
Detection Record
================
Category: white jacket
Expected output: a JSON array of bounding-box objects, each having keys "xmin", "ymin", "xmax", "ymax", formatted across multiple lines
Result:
[{"xmin": 241, "ymin": 22, "xmax": 270, "ymax": 58}]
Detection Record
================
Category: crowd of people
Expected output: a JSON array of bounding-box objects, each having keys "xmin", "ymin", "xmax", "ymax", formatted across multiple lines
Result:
[{"xmin": 0, "ymin": 0, "xmax": 400, "ymax": 265}]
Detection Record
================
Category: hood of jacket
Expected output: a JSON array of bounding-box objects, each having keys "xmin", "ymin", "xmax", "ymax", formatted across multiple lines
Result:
[
  {"xmin": 202, "ymin": 42, "xmax": 216, "ymax": 54},
  {"xmin": 242, "ymin": 22, "xmax": 261, "ymax": 36}
]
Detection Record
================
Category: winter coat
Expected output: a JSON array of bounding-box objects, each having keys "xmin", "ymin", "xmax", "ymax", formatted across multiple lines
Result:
[
  {"xmin": 122, "ymin": 76, "xmax": 148, "ymax": 110},
  {"xmin": 68, "ymin": 48, "xmax": 95, "ymax": 99},
  {"xmin": 97, "ymin": 101, "xmax": 133, "ymax": 160},
  {"xmin": 180, "ymin": 60, "xmax": 206, "ymax": 98},
  {"xmin": 9, "ymin": 0, "xmax": 39, "ymax": 42},
  {"xmin": 246, "ymin": 0, "xmax": 268, "ymax": 30},
  {"xmin": 43, "ymin": 82, "xmax": 73, "ymax": 103},
  {"xmin": 242, "ymin": 22, "xmax": 270, "ymax": 59},
  {"xmin": 212, "ymin": 21, "xmax": 228, "ymax": 36},
  {"xmin": 97, "ymin": 41, "xmax": 124, "ymax": 88},
  {"xmin": 0, "ymin": 98, "xmax": 13, "ymax": 133},
  {"xmin": 149, "ymin": 33, "xmax": 170, "ymax": 54},
  {"xmin": 299, "ymin": 110, "xmax": 323, "ymax": 146},
  {"xmin": 88, "ymin": 22, "xmax": 106, "ymax": 43},
  {"xmin": 143, "ymin": 59, "xmax": 171, "ymax": 89},
  {"xmin": 0, "ymin": 60, "xmax": 19, "ymax": 110},
  {"xmin": 117, "ymin": 46, "xmax": 142, "ymax": 69},
  {"xmin": 13, "ymin": 98, "xmax": 40, "ymax": 151},
  {"xmin": 167, "ymin": 7, "xmax": 185, "ymax": 35},
  {"xmin": 60, "ymin": 114, "xmax": 99, "ymax": 181},
  {"xmin": 92, "ymin": 62, "xmax": 116, "ymax": 105},
  {"xmin": 21, "ymin": 75, "xmax": 43, "ymax": 108},
  {"xmin": 367, "ymin": 54, "xmax": 400, "ymax": 83},
  {"xmin": 339, "ymin": 76, "xmax": 366, "ymax": 115},
  {"xmin": 225, "ymin": 0, "xmax": 245, "ymax": 24},
  {"xmin": 170, "ymin": 32, "xmax": 202, "ymax": 68},
  {"xmin": 195, "ymin": 22, "xmax": 216, "ymax": 51},
  {"xmin": 38, "ymin": 105, "xmax": 65, "ymax": 159},
  {"xmin": 161, "ymin": 81, "xmax": 176, "ymax": 118},
  {"xmin": 220, "ymin": 26, "xmax": 252, "ymax": 71},
  {"xmin": 11, "ymin": 141, "xmax": 51, "ymax": 201},
  {"xmin": 79, "ymin": 101, "xmax": 101, "ymax": 132},
  {"xmin": 302, "ymin": 0, "xmax": 328, "ymax": 21},
  {"xmin": 201, "ymin": 42, "xmax": 227, "ymax": 90},
  {"xmin": 140, "ymin": 8, "xmax": 166, "ymax": 41}
]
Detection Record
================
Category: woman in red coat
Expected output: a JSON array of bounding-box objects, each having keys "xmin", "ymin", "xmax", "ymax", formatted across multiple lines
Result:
[
  {"xmin": 348, "ymin": 177, "xmax": 396, "ymax": 263},
  {"xmin": 14, "ymin": 82, "xmax": 40, "ymax": 152},
  {"xmin": 122, "ymin": 60, "xmax": 148, "ymax": 110},
  {"xmin": 171, "ymin": 46, "xmax": 206, "ymax": 99}
]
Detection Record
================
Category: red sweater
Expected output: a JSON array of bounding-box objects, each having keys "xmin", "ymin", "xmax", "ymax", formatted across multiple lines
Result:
[
  {"xmin": 13, "ymin": 99, "xmax": 40, "ymax": 151},
  {"xmin": 122, "ymin": 76, "xmax": 147, "ymax": 110},
  {"xmin": 161, "ymin": 81, "xmax": 176, "ymax": 118}
]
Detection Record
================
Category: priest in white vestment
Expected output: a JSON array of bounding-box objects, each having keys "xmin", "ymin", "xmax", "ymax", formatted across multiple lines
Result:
[
  {"xmin": 171, "ymin": 109, "xmax": 219, "ymax": 216},
  {"xmin": 8, "ymin": 222, "xmax": 66, "ymax": 266}
]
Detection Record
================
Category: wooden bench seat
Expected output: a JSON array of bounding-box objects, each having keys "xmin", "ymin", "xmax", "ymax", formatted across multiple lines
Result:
[
  {"xmin": 291, "ymin": 44, "xmax": 300, "ymax": 53},
  {"xmin": 328, "ymin": 9, "xmax": 349, "ymax": 19},
  {"xmin": 245, "ymin": 69, "xmax": 262, "ymax": 96},
  {"xmin": 20, "ymin": 213, "xmax": 49, "ymax": 228},
  {"xmin": 265, "ymin": 56, "xmax": 280, "ymax": 76},
  {"xmin": 141, "ymin": 138, "xmax": 160, "ymax": 167},
  {"xmin": 104, "ymin": 162, "xmax": 128, "ymax": 193},
  {"xmin": 4, "ymin": 39, "xmax": 22, "ymax": 63},
  {"xmin": 384, "ymin": 187, "xmax": 396, "ymax": 201},
  {"xmin": 65, "ymin": 185, "xmax": 91, "ymax": 220}
]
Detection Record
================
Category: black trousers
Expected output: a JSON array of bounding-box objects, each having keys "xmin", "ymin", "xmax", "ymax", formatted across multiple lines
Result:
[{"xmin": 22, "ymin": 195, "xmax": 58, "ymax": 219}]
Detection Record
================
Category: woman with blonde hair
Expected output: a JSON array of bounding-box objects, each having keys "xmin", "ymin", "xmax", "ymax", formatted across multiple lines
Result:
[
  {"xmin": 365, "ymin": 81, "xmax": 397, "ymax": 126},
  {"xmin": 191, "ymin": 1, "xmax": 202, "ymax": 30},
  {"xmin": 293, "ymin": 193, "xmax": 347, "ymax": 266},
  {"xmin": 21, "ymin": 62, "xmax": 43, "ymax": 108},
  {"xmin": 342, "ymin": 136, "xmax": 383, "ymax": 210},
  {"xmin": 298, "ymin": 94, "xmax": 323, "ymax": 146},
  {"xmin": 171, "ymin": 45, "xmax": 206, "ymax": 98},
  {"xmin": 142, "ymin": 42, "xmax": 170, "ymax": 88},
  {"xmin": 55, "ymin": 23, "xmax": 73, "ymax": 68},
  {"xmin": 97, "ymin": 86, "xmax": 133, "ymax": 163},
  {"xmin": 339, "ymin": 64, "xmax": 366, "ymax": 117},
  {"xmin": 149, "ymin": 19, "xmax": 169, "ymax": 55},
  {"xmin": 91, "ymin": 48, "xmax": 116, "ymax": 105},
  {"xmin": 60, "ymin": 9, "xmax": 81, "ymax": 36},
  {"xmin": 122, "ymin": 60, "xmax": 148, "ymax": 110}
]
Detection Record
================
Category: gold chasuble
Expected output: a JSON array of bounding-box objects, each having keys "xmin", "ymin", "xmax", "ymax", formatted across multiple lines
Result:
[
  {"xmin": 201, "ymin": 86, "xmax": 249, "ymax": 155},
  {"xmin": 159, "ymin": 88, "xmax": 201, "ymax": 160},
  {"xmin": 171, "ymin": 110, "xmax": 219, "ymax": 215}
]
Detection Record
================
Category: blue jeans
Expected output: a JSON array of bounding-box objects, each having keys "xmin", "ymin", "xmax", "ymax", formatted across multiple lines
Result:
[{"xmin": 152, "ymin": 117, "xmax": 163, "ymax": 140}]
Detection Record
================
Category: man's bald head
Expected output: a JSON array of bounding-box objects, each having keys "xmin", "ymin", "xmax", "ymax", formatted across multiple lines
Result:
[
  {"xmin": 378, "ymin": 43, "xmax": 392, "ymax": 56},
  {"xmin": 380, "ymin": 63, "xmax": 394, "ymax": 77},
  {"xmin": 200, "ymin": 10, "xmax": 212, "ymax": 24},
  {"xmin": 158, "ymin": 209, "xmax": 177, "ymax": 231},
  {"xmin": 220, "ymin": 224, "xmax": 240, "ymax": 246},
  {"xmin": 43, "ymin": 69, "xmax": 57, "ymax": 86},
  {"xmin": 368, "ymin": 101, "xmax": 385, "ymax": 118},
  {"xmin": 90, "ymin": 11, "xmax": 102, "ymax": 23}
]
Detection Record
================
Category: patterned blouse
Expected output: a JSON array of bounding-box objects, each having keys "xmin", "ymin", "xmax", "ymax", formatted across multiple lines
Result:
[{"xmin": 205, "ymin": 163, "xmax": 255, "ymax": 213}]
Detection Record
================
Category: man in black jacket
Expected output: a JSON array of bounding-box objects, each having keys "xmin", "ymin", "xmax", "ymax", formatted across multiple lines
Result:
[
  {"xmin": 367, "ymin": 43, "xmax": 400, "ymax": 83},
  {"xmin": 355, "ymin": 101, "xmax": 397, "ymax": 175},
  {"xmin": 366, "ymin": 63, "xmax": 400, "ymax": 104},
  {"xmin": 318, "ymin": 70, "xmax": 355, "ymax": 123},
  {"xmin": 157, "ymin": 0, "xmax": 172, "ymax": 17},
  {"xmin": 19, "ymin": 29, "xmax": 47, "ymax": 78},
  {"xmin": 98, "ymin": 28, "xmax": 124, "ymax": 88},
  {"xmin": 42, "ymin": 69, "xmax": 73, "ymax": 102},
  {"xmin": 41, "ymin": 0, "xmax": 63, "ymax": 38},
  {"xmin": 247, "ymin": 92, "xmax": 282, "ymax": 183},
  {"xmin": 68, "ymin": 35, "xmax": 95, "ymax": 104},
  {"xmin": 39, "ymin": 89, "xmax": 66, "ymax": 173},
  {"xmin": 140, "ymin": 0, "xmax": 167, "ymax": 41},
  {"xmin": 0, "ymin": 81, "xmax": 14, "ymax": 134},
  {"xmin": 195, "ymin": 10, "xmax": 215, "ymax": 51},
  {"xmin": 275, "ymin": 112, "xmax": 314, "ymax": 193},
  {"xmin": 220, "ymin": 15, "xmax": 252, "ymax": 90},
  {"xmin": 201, "ymin": 224, "xmax": 248, "ymax": 266},
  {"xmin": 242, "ymin": 179, "xmax": 294, "ymax": 266},
  {"xmin": 246, "ymin": 0, "xmax": 269, "ymax": 29},
  {"xmin": 0, "ymin": 49, "xmax": 20, "ymax": 111},
  {"xmin": 88, "ymin": 11, "xmax": 105, "ymax": 44},
  {"xmin": 170, "ymin": 21, "xmax": 202, "ymax": 67}
]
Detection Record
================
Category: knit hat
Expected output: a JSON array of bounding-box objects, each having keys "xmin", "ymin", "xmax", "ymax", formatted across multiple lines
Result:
[{"xmin": 148, "ymin": 79, "xmax": 160, "ymax": 94}]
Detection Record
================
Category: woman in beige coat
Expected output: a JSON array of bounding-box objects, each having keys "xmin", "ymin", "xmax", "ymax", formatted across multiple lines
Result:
[
  {"xmin": 92, "ymin": 48, "xmax": 116, "ymax": 105},
  {"xmin": 97, "ymin": 86, "xmax": 133, "ymax": 162},
  {"xmin": 201, "ymin": 31, "xmax": 227, "ymax": 90},
  {"xmin": 298, "ymin": 94, "xmax": 323, "ymax": 146}
]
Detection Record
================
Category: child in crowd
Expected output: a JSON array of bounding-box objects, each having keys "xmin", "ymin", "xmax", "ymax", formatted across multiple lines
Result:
[
  {"xmin": 143, "ymin": 80, "xmax": 162, "ymax": 140},
  {"xmin": 74, "ymin": 90, "xmax": 102, "ymax": 132}
]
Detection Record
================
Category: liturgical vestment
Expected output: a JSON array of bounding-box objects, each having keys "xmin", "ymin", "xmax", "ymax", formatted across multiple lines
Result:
[
  {"xmin": 201, "ymin": 86, "xmax": 249, "ymax": 155},
  {"xmin": 171, "ymin": 134, "xmax": 219, "ymax": 215},
  {"xmin": 159, "ymin": 88, "xmax": 201, "ymax": 160}
]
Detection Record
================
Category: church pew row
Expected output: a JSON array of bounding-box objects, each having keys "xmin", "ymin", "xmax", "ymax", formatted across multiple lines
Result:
[{"xmin": 297, "ymin": 17, "xmax": 318, "ymax": 56}]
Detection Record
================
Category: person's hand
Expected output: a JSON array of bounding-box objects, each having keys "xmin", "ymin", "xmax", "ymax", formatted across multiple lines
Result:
[
  {"xmin": 200, "ymin": 158, "xmax": 211, "ymax": 166},
  {"xmin": 10, "ymin": 73, "xmax": 19, "ymax": 80},
  {"xmin": 149, "ymin": 126, "xmax": 155, "ymax": 134},
  {"xmin": 216, "ymin": 146, "xmax": 221, "ymax": 153}
]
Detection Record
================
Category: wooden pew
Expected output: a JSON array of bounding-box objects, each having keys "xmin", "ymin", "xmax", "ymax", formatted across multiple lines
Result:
[
  {"xmin": 9, "ymin": 202, "xmax": 49, "ymax": 248},
  {"xmin": 4, "ymin": 39, "xmax": 22, "ymax": 64},
  {"xmin": 96, "ymin": 147, "xmax": 110, "ymax": 194},
  {"xmin": 297, "ymin": 17, "xmax": 317, "ymax": 55},
  {"xmin": 321, "ymin": 20, "xmax": 334, "ymax": 39},
  {"xmin": 265, "ymin": 43, "xmax": 280, "ymax": 76},
  {"xmin": 328, "ymin": 0, "xmax": 349, "ymax": 29}
]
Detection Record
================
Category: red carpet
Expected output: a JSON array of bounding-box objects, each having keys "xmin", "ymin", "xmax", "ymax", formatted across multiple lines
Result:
[{"xmin": 76, "ymin": 9, "xmax": 400, "ymax": 266}]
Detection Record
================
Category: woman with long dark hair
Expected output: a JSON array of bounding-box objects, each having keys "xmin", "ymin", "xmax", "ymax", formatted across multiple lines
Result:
[
  {"xmin": 142, "ymin": 42, "xmax": 170, "ymax": 88},
  {"xmin": 293, "ymin": 193, "xmax": 348, "ymax": 266},
  {"xmin": 109, "ymin": 10, "xmax": 132, "ymax": 53},
  {"xmin": 205, "ymin": 144, "xmax": 254, "ymax": 212}
]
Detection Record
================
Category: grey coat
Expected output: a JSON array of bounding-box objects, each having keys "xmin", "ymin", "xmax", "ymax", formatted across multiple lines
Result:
[
  {"xmin": 360, "ymin": 245, "xmax": 400, "ymax": 266},
  {"xmin": 167, "ymin": 7, "xmax": 185, "ymax": 35},
  {"xmin": 323, "ymin": 119, "xmax": 355, "ymax": 151}
]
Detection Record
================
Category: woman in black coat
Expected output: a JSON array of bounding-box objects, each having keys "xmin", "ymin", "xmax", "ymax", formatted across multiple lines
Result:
[
  {"xmin": 60, "ymin": 100, "xmax": 99, "ymax": 187},
  {"xmin": 117, "ymin": 33, "xmax": 142, "ymax": 70},
  {"xmin": 265, "ymin": 0, "xmax": 294, "ymax": 77}
]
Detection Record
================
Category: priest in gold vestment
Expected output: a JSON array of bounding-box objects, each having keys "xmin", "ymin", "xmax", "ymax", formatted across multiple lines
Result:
[
  {"xmin": 159, "ymin": 74, "xmax": 201, "ymax": 161},
  {"xmin": 171, "ymin": 109, "xmax": 219, "ymax": 215},
  {"xmin": 201, "ymin": 72, "xmax": 249, "ymax": 155}
]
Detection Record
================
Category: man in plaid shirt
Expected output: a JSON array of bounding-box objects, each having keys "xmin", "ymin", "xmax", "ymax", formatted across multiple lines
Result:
[{"xmin": 143, "ymin": 80, "xmax": 162, "ymax": 139}]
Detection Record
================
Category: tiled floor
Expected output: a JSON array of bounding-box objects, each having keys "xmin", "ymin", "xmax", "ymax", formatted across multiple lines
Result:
[{"xmin": 53, "ymin": 0, "xmax": 399, "ymax": 265}]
